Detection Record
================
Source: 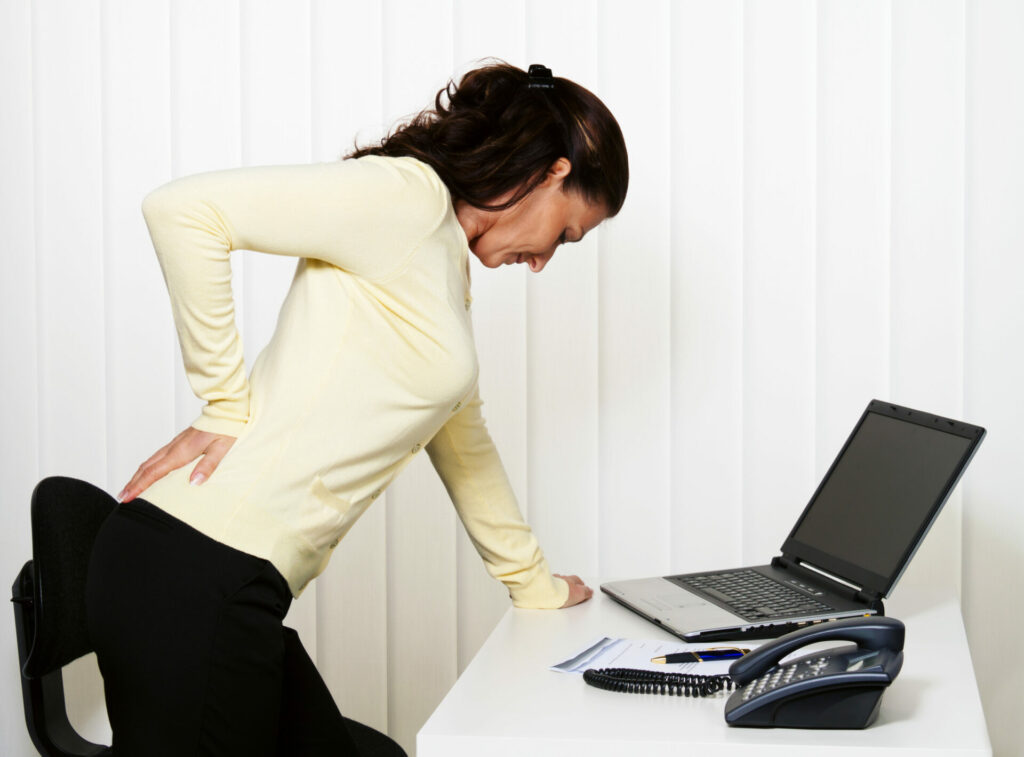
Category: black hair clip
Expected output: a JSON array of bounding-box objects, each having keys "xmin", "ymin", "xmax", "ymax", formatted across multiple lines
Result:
[{"xmin": 527, "ymin": 63, "xmax": 555, "ymax": 89}]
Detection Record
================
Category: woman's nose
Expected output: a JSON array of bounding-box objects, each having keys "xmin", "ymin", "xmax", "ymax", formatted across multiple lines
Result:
[
  {"xmin": 529, "ymin": 249, "xmax": 555, "ymax": 272},
  {"xmin": 528, "ymin": 254, "xmax": 550, "ymax": 272}
]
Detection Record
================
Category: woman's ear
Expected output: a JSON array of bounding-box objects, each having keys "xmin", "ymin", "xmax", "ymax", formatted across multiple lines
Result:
[{"xmin": 546, "ymin": 157, "xmax": 572, "ymax": 183}]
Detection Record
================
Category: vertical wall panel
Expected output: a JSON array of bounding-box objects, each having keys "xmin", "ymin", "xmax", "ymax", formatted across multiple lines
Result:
[
  {"xmin": 310, "ymin": 1, "xmax": 385, "ymax": 163},
  {"xmin": 33, "ymin": 1, "xmax": 107, "ymax": 483},
  {"xmin": 524, "ymin": 0, "xmax": 602, "ymax": 590},
  {"xmin": 0, "ymin": 4, "xmax": 40, "ymax": 754},
  {"xmin": 670, "ymin": 0, "xmax": 745, "ymax": 572},
  {"xmin": 597, "ymin": 0, "xmax": 673, "ymax": 578},
  {"xmin": 310, "ymin": 0, "xmax": 390, "ymax": 734},
  {"xmin": 890, "ymin": 0, "xmax": 966, "ymax": 592},
  {"xmin": 452, "ymin": 0, "xmax": 529, "ymax": 673},
  {"xmin": 33, "ymin": 0, "xmax": 109, "ymax": 743},
  {"xmin": 102, "ymin": 0, "xmax": 176, "ymax": 517},
  {"xmin": 742, "ymin": 0, "xmax": 818, "ymax": 561},
  {"xmin": 815, "ymin": 1, "xmax": 891, "ymax": 472},
  {"xmin": 964, "ymin": 2, "xmax": 1024, "ymax": 756},
  {"xmin": 169, "ymin": 0, "xmax": 242, "ymax": 430},
  {"xmin": 381, "ymin": 2, "xmax": 455, "ymax": 751}
]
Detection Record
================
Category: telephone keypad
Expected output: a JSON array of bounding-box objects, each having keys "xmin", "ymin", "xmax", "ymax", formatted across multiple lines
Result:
[{"xmin": 741, "ymin": 657, "xmax": 833, "ymax": 701}]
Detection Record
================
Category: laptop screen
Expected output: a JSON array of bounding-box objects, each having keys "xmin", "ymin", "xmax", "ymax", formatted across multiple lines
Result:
[{"xmin": 782, "ymin": 402, "xmax": 984, "ymax": 598}]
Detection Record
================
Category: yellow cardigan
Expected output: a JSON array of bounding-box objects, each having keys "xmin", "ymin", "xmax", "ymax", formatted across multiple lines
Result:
[{"xmin": 139, "ymin": 155, "xmax": 568, "ymax": 609}]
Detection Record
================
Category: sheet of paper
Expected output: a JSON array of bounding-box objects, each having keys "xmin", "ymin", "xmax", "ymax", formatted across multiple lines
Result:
[{"xmin": 551, "ymin": 636, "xmax": 761, "ymax": 675}]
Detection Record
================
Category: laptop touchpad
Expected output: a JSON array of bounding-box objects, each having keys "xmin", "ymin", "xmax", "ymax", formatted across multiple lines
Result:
[{"xmin": 642, "ymin": 591, "xmax": 710, "ymax": 611}]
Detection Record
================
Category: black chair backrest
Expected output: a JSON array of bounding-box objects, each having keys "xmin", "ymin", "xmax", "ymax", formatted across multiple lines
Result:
[{"xmin": 22, "ymin": 476, "xmax": 117, "ymax": 677}]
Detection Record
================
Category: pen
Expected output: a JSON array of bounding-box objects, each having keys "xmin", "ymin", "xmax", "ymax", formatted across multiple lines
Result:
[{"xmin": 650, "ymin": 647, "xmax": 750, "ymax": 664}]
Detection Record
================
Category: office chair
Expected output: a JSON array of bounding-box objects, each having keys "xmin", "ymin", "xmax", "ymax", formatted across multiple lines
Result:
[
  {"xmin": 11, "ymin": 476, "xmax": 115, "ymax": 756},
  {"xmin": 12, "ymin": 476, "xmax": 406, "ymax": 757}
]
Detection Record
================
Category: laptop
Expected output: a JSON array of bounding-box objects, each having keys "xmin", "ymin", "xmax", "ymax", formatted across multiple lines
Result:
[{"xmin": 601, "ymin": 400, "xmax": 986, "ymax": 641}]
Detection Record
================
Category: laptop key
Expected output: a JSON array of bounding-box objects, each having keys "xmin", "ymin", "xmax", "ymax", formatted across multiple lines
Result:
[{"xmin": 703, "ymin": 588, "xmax": 735, "ymax": 605}]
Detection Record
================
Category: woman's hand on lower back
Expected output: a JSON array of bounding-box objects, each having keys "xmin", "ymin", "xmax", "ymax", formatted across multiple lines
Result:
[
  {"xmin": 556, "ymin": 574, "xmax": 594, "ymax": 608},
  {"xmin": 118, "ymin": 427, "xmax": 237, "ymax": 503}
]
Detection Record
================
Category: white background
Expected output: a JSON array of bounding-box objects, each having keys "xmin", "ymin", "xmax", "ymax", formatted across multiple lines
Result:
[{"xmin": 1, "ymin": 1, "xmax": 1021, "ymax": 755}]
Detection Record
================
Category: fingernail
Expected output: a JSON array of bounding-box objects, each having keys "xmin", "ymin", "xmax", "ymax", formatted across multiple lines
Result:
[
  {"xmin": 190, "ymin": 472, "xmax": 206, "ymax": 486},
  {"xmin": 116, "ymin": 489, "xmax": 125, "ymax": 502}
]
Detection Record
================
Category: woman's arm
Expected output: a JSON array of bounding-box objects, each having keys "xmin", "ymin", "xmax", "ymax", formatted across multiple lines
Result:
[
  {"xmin": 141, "ymin": 157, "xmax": 448, "ymax": 436},
  {"xmin": 119, "ymin": 157, "xmax": 447, "ymax": 501},
  {"xmin": 426, "ymin": 390, "xmax": 591, "ymax": 609}
]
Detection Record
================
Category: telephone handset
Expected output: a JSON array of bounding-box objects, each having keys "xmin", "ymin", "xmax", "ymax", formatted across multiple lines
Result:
[{"xmin": 724, "ymin": 616, "xmax": 905, "ymax": 729}]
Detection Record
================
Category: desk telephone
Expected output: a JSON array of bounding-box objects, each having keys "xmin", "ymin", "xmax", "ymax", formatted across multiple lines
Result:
[
  {"xmin": 724, "ymin": 615, "xmax": 905, "ymax": 728},
  {"xmin": 583, "ymin": 616, "xmax": 905, "ymax": 729}
]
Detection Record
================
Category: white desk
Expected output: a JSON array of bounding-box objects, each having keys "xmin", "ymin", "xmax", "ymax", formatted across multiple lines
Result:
[{"xmin": 418, "ymin": 582, "xmax": 991, "ymax": 756}]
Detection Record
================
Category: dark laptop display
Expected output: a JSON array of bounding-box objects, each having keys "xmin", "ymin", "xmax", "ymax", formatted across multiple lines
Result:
[
  {"xmin": 782, "ymin": 407, "xmax": 979, "ymax": 598},
  {"xmin": 601, "ymin": 400, "xmax": 986, "ymax": 641}
]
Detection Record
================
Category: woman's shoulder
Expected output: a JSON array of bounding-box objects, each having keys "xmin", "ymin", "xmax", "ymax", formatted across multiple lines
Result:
[
  {"xmin": 344, "ymin": 154, "xmax": 448, "ymax": 203},
  {"xmin": 336, "ymin": 155, "xmax": 452, "ymax": 234}
]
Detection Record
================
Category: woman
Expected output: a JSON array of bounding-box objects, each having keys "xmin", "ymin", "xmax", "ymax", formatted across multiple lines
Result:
[{"xmin": 85, "ymin": 61, "xmax": 628, "ymax": 755}]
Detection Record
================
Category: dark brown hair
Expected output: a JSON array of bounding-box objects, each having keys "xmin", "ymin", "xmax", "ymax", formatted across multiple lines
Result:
[{"xmin": 346, "ymin": 60, "xmax": 628, "ymax": 216}]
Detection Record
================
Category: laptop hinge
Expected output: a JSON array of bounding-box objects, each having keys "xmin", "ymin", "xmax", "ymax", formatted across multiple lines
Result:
[
  {"xmin": 771, "ymin": 556, "xmax": 885, "ymax": 614},
  {"xmin": 856, "ymin": 591, "xmax": 885, "ymax": 614}
]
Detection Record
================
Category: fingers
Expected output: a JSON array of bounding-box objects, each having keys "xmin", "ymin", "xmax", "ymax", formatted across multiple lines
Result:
[
  {"xmin": 120, "ymin": 454, "xmax": 183, "ymax": 503},
  {"xmin": 119, "ymin": 433, "xmax": 185, "ymax": 502},
  {"xmin": 188, "ymin": 435, "xmax": 236, "ymax": 487},
  {"xmin": 554, "ymin": 573, "xmax": 585, "ymax": 585},
  {"xmin": 555, "ymin": 574, "xmax": 594, "ymax": 608},
  {"xmin": 118, "ymin": 428, "xmax": 236, "ymax": 502}
]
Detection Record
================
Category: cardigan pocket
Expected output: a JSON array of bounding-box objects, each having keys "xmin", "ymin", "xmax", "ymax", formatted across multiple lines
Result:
[
  {"xmin": 296, "ymin": 475, "xmax": 352, "ymax": 551},
  {"xmin": 309, "ymin": 475, "xmax": 350, "ymax": 514},
  {"xmin": 308, "ymin": 476, "xmax": 356, "ymax": 550}
]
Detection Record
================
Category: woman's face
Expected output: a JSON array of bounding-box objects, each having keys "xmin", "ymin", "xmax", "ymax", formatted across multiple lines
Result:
[{"xmin": 464, "ymin": 159, "xmax": 609, "ymax": 273}]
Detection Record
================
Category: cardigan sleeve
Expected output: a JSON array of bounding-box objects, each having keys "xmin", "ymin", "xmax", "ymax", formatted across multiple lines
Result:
[
  {"xmin": 425, "ymin": 389, "xmax": 570, "ymax": 609},
  {"xmin": 141, "ymin": 156, "xmax": 448, "ymax": 435}
]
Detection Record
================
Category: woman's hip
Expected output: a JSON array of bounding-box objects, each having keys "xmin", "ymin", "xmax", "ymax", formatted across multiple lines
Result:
[{"xmin": 84, "ymin": 498, "xmax": 294, "ymax": 755}]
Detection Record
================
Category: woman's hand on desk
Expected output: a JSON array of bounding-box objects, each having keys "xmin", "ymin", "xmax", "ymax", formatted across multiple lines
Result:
[
  {"xmin": 556, "ymin": 574, "xmax": 594, "ymax": 608},
  {"xmin": 118, "ymin": 427, "xmax": 237, "ymax": 503}
]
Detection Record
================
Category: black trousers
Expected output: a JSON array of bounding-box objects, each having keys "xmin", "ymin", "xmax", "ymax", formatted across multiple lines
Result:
[{"xmin": 85, "ymin": 497, "xmax": 404, "ymax": 757}]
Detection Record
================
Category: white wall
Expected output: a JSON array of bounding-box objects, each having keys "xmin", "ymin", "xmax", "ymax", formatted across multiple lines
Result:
[{"xmin": 1, "ymin": 1, "xmax": 1021, "ymax": 755}]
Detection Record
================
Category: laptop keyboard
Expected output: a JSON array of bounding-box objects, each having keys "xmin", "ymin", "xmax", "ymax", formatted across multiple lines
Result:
[{"xmin": 669, "ymin": 569, "xmax": 835, "ymax": 621}]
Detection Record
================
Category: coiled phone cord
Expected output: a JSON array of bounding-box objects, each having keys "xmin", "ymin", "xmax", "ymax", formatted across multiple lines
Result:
[{"xmin": 583, "ymin": 667, "xmax": 736, "ymax": 697}]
